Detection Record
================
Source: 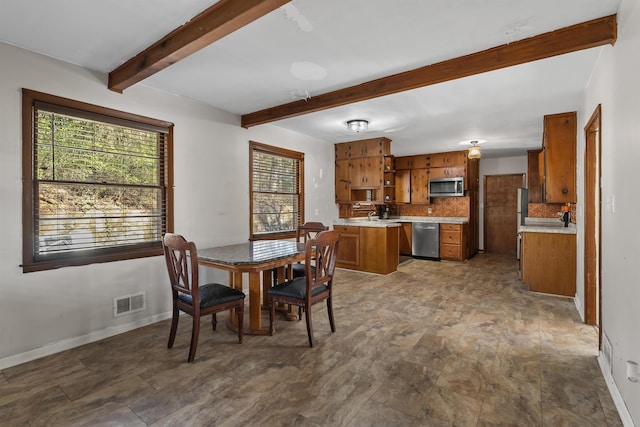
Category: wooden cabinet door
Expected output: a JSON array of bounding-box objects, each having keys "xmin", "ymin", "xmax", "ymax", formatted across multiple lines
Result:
[
  {"xmin": 527, "ymin": 149, "xmax": 543, "ymax": 203},
  {"xmin": 351, "ymin": 157, "xmax": 382, "ymax": 189},
  {"xmin": 335, "ymin": 159, "xmax": 350, "ymax": 202},
  {"xmin": 411, "ymin": 169, "xmax": 430, "ymax": 203},
  {"xmin": 334, "ymin": 226, "xmax": 360, "ymax": 267},
  {"xmin": 395, "ymin": 169, "xmax": 411, "ymax": 203},
  {"xmin": 399, "ymin": 222, "xmax": 412, "ymax": 255},
  {"xmin": 395, "ymin": 156, "xmax": 413, "ymax": 170},
  {"xmin": 335, "ymin": 142, "xmax": 350, "ymax": 160},
  {"xmin": 412, "ymin": 155, "xmax": 429, "ymax": 169},
  {"xmin": 543, "ymin": 112, "xmax": 576, "ymax": 203}
]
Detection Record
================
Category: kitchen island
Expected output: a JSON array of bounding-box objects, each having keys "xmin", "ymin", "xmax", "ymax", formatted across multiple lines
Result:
[{"xmin": 332, "ymin": 216, "xmax": 469, "ymax": 274}]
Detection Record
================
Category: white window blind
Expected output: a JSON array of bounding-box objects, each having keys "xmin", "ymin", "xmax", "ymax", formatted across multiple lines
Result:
[{"xmin": 250, "ymin": 142, "xmax": 304, "ymax": 239}]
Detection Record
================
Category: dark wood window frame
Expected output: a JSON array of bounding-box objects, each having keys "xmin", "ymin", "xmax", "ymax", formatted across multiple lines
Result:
[
  {"xmin": 21, "ymin": 89, "xmax": 174, "ymax": 272},
  {"xmin": 249, "ymin": 141, "xmax": 304, "ymax": 240}
]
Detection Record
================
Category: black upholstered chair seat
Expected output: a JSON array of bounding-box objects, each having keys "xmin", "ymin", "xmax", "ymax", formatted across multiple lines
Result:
[
  {"xmin": 178, "ymin": 283, "xmax": 245, "ymax": 308},
  {"xmin": 269, "ymin": 276, "xmax": 328, "ymax": 299},
  {"xmin": 289, "ymin": 262, "xmax": 315, "ymax": 279}
]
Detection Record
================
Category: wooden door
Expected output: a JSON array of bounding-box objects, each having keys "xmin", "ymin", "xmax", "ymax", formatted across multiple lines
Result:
[{"xmin": 484, "ymin": 174, "xmax": 525, "ymax": 254}]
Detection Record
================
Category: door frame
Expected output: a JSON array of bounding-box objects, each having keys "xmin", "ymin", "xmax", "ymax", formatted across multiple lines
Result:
[{"xmin": 584, "ymin": 104, "xmax": 602, "ymax": 340}]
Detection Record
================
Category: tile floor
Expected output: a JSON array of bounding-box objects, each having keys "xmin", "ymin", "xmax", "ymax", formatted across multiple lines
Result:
[{"xmin": 0, "ymin": 253, "xmax": 623, "ymax": 426}]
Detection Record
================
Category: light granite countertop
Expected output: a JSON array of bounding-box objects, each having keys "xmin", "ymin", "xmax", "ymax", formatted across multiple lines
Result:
[
  {"xmin": 334, "ymin": 216, "xmax": 468, "ymax": 228},
  {"xmin": 518, "ymin": 217, "xmax": 577, "ymax": 234}
]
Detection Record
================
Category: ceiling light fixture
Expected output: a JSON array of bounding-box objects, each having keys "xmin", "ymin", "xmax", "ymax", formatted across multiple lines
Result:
[
  {"xmin": 346, "ymin": 119, "xmax": 368, "ymax": 133},
  {"xmin": 468, "ymin": 140, "xmax": 482, "ymax": 159}
]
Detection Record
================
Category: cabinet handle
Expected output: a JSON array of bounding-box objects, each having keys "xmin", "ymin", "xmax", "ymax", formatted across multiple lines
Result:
[{"xmin": 562, "ymin": 188, "xmax": 568, "ymax": 195}]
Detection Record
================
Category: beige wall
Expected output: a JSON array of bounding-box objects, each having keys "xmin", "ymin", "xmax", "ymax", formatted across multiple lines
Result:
[{"xmin": 0, "ymin": 42, "xmax": 336, "ymax": 367}]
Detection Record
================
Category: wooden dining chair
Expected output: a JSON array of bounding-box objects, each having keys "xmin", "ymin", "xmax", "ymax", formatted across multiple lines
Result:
[
  {"xmin": 272, "ymin": 222, "xmax": 328, "ymax": 284},
  {"xmin": 162, "ymin": 233, "xmax": 245, "ymax": 362},
  {"xmin": 290, "ymin": 222, "xmax": 329, "ymax": 279},
  {"xmin": 268, "ymin": 230, "xmax": 339, "ymax": 347}
]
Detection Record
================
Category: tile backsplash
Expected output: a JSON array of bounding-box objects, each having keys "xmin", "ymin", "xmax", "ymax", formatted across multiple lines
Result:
[
  {"xmin": 528, "ymin": 202, "xmax": 576, "ymax": 223},
  {"xmin": 339, "ymin": 196, "xmax": 470, "ymax": 218}
]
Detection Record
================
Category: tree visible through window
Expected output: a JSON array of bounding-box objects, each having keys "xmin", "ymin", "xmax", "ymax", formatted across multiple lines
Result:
[
  {"xmin": 250, "ymin": 141, "xmax": 304, "ymax": 240},
  {"xmin": 22, "ymin": 89, "xmax": 173, "ymax": 272}
]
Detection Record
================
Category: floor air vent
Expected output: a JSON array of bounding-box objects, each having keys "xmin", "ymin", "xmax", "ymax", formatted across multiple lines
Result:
[
  {"xmin": 602, "ymin": 332, "xmax": 613, "ymax": 373},
  {"xmin": 113, "ymin": 292, "xmax": 145, "ymax": 317}
]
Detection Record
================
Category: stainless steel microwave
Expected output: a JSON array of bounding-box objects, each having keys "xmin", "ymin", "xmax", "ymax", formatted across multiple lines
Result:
[{"xmin": 428, "ymin": 177, "xmax": 464, "ymax": 197}]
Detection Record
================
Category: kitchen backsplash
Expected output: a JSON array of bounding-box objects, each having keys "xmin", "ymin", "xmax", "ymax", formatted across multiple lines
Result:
[
  {"xmin": 528, "ymin": 202, "xmax": 577, "ymax": 223},
  {"xmin": 339, "ymin": 196, "xmax": 470, "ymax": 218}
]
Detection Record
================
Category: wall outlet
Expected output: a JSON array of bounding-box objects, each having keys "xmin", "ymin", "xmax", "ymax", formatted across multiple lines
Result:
[
  {"xmin": 428, "ymin": 208, "xmax": 432, "ymax": 214},
  {"xmin": 315, "ymin": 208, "xmax": 319, "ymax": 216}
]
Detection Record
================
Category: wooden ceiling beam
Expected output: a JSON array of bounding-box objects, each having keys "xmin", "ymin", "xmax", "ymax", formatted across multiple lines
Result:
[
  {"xmin": 108, "ymin": 0, "xmax": 291, "ymax": 93},
  {"xmin": 241, "ymin": 14, "xmax": 617, "ymax": 128}
]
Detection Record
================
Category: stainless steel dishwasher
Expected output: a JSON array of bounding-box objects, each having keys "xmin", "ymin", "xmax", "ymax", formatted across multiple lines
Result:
[{"xmin": 412, "ymin": 222, "xmax": 440, "ymax": 259}]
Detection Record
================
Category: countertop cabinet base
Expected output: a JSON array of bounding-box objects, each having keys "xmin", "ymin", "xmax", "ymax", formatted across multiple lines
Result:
[{"xmin": 521, "ymin": 232, "xmax": 576, "ymax": 296}]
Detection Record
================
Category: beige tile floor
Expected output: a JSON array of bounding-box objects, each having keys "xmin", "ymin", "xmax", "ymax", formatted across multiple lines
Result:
[{"xmin": 0, "ymin": 253, "xmax": 623, "ymax": 426}]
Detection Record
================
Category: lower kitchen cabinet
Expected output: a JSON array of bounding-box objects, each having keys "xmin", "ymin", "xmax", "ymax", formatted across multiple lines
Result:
[
  {"xmin": 333, "ymin": 225, "xmax": 359, "ymax": 267},
  {"xmin": 399, "ymin": 222, "xmax": 412, "ymax": 255},
  {"xmin": 439, "ymin": 223, "xmax": 468, "ymax": 261},
  {"xmin": 334, "ymin": 225, "xmax": 399, "ymax": 274},
  {"xmin": 521, "ymin": 232, "xmax": 576, "ymax": 296}
]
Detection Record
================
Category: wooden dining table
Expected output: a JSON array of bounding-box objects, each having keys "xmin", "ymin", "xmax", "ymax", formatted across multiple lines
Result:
[{"xmin": 197, "ymin": 240, "xmax": 306, "ymax": 335}]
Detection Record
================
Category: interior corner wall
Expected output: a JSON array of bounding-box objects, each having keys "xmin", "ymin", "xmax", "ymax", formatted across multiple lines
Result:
[
  {"xmin": 0, "ymin": 42, "xmax": 337, "ymax": 367},
  {"xmin": 477, "ymin": 155, "xmax": 527, "ymax": 251},
  {"xmin": 577, "ymin": 0, "xmax": 640, "ymax": 423}
]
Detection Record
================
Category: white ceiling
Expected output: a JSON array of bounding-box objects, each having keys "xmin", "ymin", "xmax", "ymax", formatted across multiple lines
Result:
[{"xmin": 0, "ymin": 0, "xmax": 621, "ymax": 158}]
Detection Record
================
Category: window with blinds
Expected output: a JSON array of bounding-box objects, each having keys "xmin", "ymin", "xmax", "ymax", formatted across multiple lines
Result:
[
  {"xmin": 250, "ymin": 141, "xmax": 304, "ymax": 240},
  {"xmin": 22, "ymin": 89, "xmax": 174, "ymax": 272}
]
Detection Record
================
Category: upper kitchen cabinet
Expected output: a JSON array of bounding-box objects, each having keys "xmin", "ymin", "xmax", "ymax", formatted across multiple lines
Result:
[
  {"xmin": 527, "ymin": 149, "xmax": 543, "ymax": 203},
  {"xmin": 349, "ymin": 137, "xmax": 390, "ymax": 158},
  {"xmin": 334, "ymin": 138, "xmax": 391, "ymax": 203},
  {"xmin": 428, "ymin": 151, "xmax": 467, "ymax": 168},
  {"xmin": 541, "ymin": 112, "xmax": 576, "ymax": 203}
]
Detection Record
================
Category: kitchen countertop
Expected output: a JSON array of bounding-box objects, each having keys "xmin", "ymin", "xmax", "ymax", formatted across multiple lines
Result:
[
  {"xmin": 334, "ymin": 216, "xmax": 468, "ymax": 228},
  {"xmin": 518, "ymin": 217, "xmax": 577, "ymax": 234}
]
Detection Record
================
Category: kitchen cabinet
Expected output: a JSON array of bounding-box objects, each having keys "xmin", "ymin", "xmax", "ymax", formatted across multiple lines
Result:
[
  {"xmin": 395, "ymin": 169, "xmax": 411, "ymax": 203},
  {"xmin": 527, "ymin": 149, "xmax": 543, "ymax": 203},
  {"xmin": 399, "ymin": 222, "xmax": 412, "ymax": 255},
  {"xmin": 334, "ymin": 138, "xmax": 391, "ymax": 203},
  {"xmin": 428, "ymin": 165, "xmax": 466, "ymax": 180},
  {"xmin": 334, "ymin": 224, "xmax": 399, "ymax": 274},
  {"xmin": 440, "ymin": 223, "xmax": 468, "ymax": 261},
  {"xmin": 395, "ymin": 155, "xmax": 428, "ymax": 170},
  {"xmin": 428, "ymin": 151, "xmax": 466, "ymax": 168},
  {"xmin": 521, "ymin": 232, "xmax": 576, "ymax": 296},
  {"xmin": 334, "ymin": 225, "xmax": 360, "ymax": 267},
  {"xmin": 542, "ymin": 112, "xmax": 576, "ymax": 203},
  {"xmin": 410, "ymin": 168, "xmax": 430, "ymax": 204},
  {"xmin": 335, "ymin": 159, "xmax": 351, "ymax": 203},
  {"xmin": 335, "ymin": 143, "xmax": 350, "ymax": 160},
  {"xmin": 351, "ymin": 156, "xmax": 383, "ymax": 189}
]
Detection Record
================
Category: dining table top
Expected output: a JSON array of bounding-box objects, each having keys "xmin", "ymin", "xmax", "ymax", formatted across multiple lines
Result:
[{"xmin": 198, "ymin": 240, "xmax": 306, "ymax": 267}]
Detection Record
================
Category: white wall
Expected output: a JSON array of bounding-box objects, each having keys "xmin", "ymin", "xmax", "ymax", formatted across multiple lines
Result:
[
  {"xmin": 576, "ymin": 0, "xmax": 640, "ymax": 423},
  {"xmin": 0, "ymin": 42, "xmax": 337, "ymax": 367},
  {"xmin": 478, "ymin": 156, "xmax": 528, "ymax": 250}
]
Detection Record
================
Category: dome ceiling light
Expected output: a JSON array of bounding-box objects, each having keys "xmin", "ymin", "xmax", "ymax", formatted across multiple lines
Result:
[{"xmin": 346, "ymin": 119, "xmax": 369, "ymax": 133}]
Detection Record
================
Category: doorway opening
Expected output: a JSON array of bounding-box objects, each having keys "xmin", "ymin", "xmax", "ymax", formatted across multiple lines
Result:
[{"xmin": 584, "ymin": 105, "xmax": 602, "ymax": 344}]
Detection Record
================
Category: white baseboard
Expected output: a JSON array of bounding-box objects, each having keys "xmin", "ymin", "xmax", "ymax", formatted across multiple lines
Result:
[
  {"xmin": 0, "ymin": 311, "xmax": 172, "ymax": 370},
  {"xmin": 598, "ymin": 353, "xmax": 636, "ymax": 427},
  {"xmin": 574, "ymin": 293, "xmax": 585, "ymax": 322}
]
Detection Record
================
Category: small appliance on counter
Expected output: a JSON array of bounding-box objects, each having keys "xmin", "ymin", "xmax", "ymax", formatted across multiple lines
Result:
[{"xmin": 378, "ymin": 204, "xmax": 390, "ymax": 219}]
